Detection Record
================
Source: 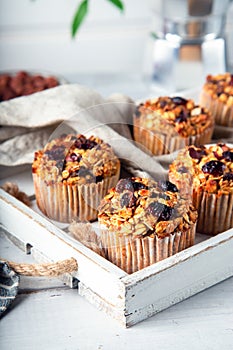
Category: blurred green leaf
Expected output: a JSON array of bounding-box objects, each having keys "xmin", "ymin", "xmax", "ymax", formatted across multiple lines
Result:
[
  {"xmin": 72, "ymin": 0, "xmax": 88, "ymax": 38},
  {"xmin": 150, "ymin": 32, "xmax": 158, "ymax": 40},
  {"xmin": 107, "ymin": 0, "xmax": 124, "ymax": 12}
]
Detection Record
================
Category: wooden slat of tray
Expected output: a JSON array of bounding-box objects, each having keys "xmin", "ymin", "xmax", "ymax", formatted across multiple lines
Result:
[{"xmin": 1, "ymin": 188, "xmax": 233, "ymax": 327}]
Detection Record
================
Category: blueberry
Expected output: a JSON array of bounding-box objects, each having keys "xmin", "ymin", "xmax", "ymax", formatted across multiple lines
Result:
[
  {"xmin": 115, "ymin": 178, "xmax": 134, "ymax": 193},
  {"xmin": 158, "ymin": 180, "xmax": 178, "ymax": 193},
  {"xmin": 202, "ymin": 160, "xmax": 226, "ymax": 177}
]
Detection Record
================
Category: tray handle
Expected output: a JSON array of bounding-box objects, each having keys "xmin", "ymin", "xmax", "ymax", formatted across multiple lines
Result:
[{"xmin": 0, "ymin": 257, "xmax": 78, "ymax": 277}]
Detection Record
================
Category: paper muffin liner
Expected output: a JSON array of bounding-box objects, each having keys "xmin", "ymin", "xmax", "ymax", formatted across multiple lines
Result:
[
  {"xmin": 193, "ymin": 189, "xmax": 233, "ymax": 235},
  {"xmin": 200, "ymin": 90, "xmax": 233, "ymax": 127},
  {"xmin": 33, "ymin": 167, "xmax": 120, "ymax": 223},
  {"xmin": 100, "ymin": 224, "xmax": 196, "ymax": 274},
  {"xmin": 133, "ymin": 115, "xmax": 213, "ymax": 155}
]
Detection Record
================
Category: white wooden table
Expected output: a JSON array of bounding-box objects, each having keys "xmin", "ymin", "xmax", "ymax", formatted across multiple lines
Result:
[
  {"xmin": 1, "ymin": 76, "xmax": 233, "ymax": 349},
  {"xmin": 1, "ymin": 230, "xmax": 233, "ymax": 350}
]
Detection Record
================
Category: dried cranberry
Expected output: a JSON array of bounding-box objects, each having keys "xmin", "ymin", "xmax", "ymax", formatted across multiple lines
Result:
[
  {"xmin": 189, "ymin": 147, "xmax": 206, "ymax": 160},
  {"xmin": 56, "ymin": 160, "xmax": 65, "ymax": 172},
  {"xmin": 45, "ymin": 145, "xmax": 65, "ymax": 161},
  {"xmin": 135, "ymin": 105, "xmax": 142, "ymax": 117},
  {"xmin": 147, "ymin": 202, "xmax": 173, "ymax": 221},
  {"xmin": 69, "ymin": 153, "xmax": 81, "ymax": 162},
  {"xmin": 159, "ymin": 99, "xmax": 167, "ymax": 108},
  {"xmin": 158, "ymin": 180, "xmax": 178, "ymax": 193},
  {"xmin": 74, "ymin": 135, "xmax": 86, "ymax": 149},
  {"xmin": 171, "ymin": 96, "xmax": 187, "ymax": 105},
  {"xmin": 223, "ymin": 173, "xmax": 233, "ymax": 181},
  {"xmin": 202, "ymin": 160, "xmax": 226, "ymax": 177},
  {"xmin": 222, "ymin": 151, "xmax": 233, "ymax": 162},
  {"xmin": 230, "ymin": 75, "xmax": 233, "ymax": 86},
  {"xmin": 175, "ymin": 109, "xmax": 188, "ymax": 123},
  {"xmin": 213, "ymin": 151, "xmax": 223, "ymax": 160},
  {"xmin": 78, "ymin": 166, "xmax": 93, "ymax": 177},
  {"xmin": 120, "ymin": 191, "xmax": 136, "ymax": 208},
  {"xmin": 132, "ymin": 181, "xmax": 148, "ymax": 191},
  {"xmin": 216, "ymin": 86, "xmax": 224, "ymax": 96},
  {"xmin": 95, "ymin": 175, "xmax": 103, "ymax": 183},
  {"xmin": 84, "ymin": 140, "xmax": 97, "ymax": 150},
  {"xmin": 147, "ymin": 201, "xmax": 164, "ymax": 216},
  {"xmin": 159, "ymin": 205, "xmax": 173, "ymax": 221},
  {"xmin": 115, "ymin": 178, "xmax": 134, "ymax": 193},
  {"xmin": 70, "ymin": 170, "xmax": 79, "ymax": 177}
]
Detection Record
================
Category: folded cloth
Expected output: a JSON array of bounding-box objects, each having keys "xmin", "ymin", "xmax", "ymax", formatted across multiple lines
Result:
[
  {"xmin": 0, "ymin": 83, "xmax": 134, "ymax": 166},
  {"xmin": 0, "ymin": 83, "xmax": 232, "ymax": 178}
]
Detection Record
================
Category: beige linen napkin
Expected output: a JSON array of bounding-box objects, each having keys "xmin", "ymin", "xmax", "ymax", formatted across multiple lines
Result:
[
  {"xmin": 0, "ymin": 83, "xmax": 232, "ymax": 176},
  {"xmin": 0, "ymin": 84, "xmax": 134, "ymax": 165}
]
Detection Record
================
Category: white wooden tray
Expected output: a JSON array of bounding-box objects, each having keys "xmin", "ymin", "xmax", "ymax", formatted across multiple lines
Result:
[{"xmin": 1, "ymin": 187, "xmax": 233, "ymax": 328}]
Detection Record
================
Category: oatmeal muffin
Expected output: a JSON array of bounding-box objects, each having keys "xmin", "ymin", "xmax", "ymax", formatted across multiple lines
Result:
[
  {"xmin": 133, "ymin": 96, "xmax": 214, "ymax": 155},
  {"xmin": 169, "ymin": 143, "xmax": 233, "ymax": 235},
  {"xmin": 200, "ymin": 73, "xmax": 233, "ymax": 127},
  {"xmin": 32, "ymin": 134, "xmax": 120, "ymax": 222},
  {"xmin": 98, "ymin": 177, "xmax": 197, "ymax": 274}
]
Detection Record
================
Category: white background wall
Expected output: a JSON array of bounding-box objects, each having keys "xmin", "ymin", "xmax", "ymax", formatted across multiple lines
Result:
[
  {"xmin": 0, "ymin": 0, "xmax": 232, "ymax": 81},
  {"xmin": 0, "ymin": 0, "xmax": 158, "ymax": 76}
]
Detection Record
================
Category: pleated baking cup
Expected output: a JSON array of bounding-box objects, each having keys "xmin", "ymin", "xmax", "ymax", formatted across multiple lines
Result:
[
  {"xmin": 200, "ymin": 91, "xmax": 233, "ymax": 127},
  {"xmin": 133, "ymin": 115, "xmax": 214, "ymax": 156},
  {"xmin": 193, "ymin": 189, "xmax": 233, "ymax": 235},
  {"xmin": 100, "ymin": 224, "xmax": 196, "ymax": 274},
  {"xmin": 33, "ymin": 169, "xmax": 120, "ymax": 223}
]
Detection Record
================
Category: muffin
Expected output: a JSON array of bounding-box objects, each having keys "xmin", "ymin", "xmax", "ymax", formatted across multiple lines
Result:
[
  {"xmin": 32, "ymin": 134, "xmax": 120, "ymax": 222},
  {"xmin": 133, "ymin": 96, "xmax": 214, "ymax": 155},
  {"xmin": 169, "ymin": 143, "xmax": 233, "ymax": 235},
  {"xmin": 98, "ymin": 177, "xmax": 197, "ymax": 274},
  {"xmin": 200, "ymin": 73, "xmax": 233, "ymax": 127}
]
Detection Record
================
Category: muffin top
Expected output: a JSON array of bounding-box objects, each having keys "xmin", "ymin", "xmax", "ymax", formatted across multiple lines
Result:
[
  {"xmin": 169, "ymin": 143, "xmax": 233, "ymax": 194},
  {"xmin": 32, "ymin": 134, "xmax": 120, "ymax": 185},
  {"xmin": 98, "ymin": 177, "xmax": 197, "ymax": 238},
  {"xmin": 202, "ymin": 73, "xmax": 233, "ymax": 106},
  {"xmin": 135, "ymin": 96, "xmax": 213, "ymax": 137}
]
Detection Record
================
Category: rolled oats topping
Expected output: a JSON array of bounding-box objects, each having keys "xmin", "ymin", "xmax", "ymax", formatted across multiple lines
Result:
[
  {"xmin": 32, "ymin": 134, "xmax": 120, "ymax": 185},
  {"xmin": 170, "ymin": 143, "xmax": 233, "ymax": 194},
  {"xmin": 98, "ymin": 177, "xmax": 197, "ymax": 238},
  {"xmin": 135, "ymin": 96, "xmax": 213, "ymax": 137},
  {"xmin": 203, "ymin": 72, "xmax": 233, "ymax": 105}
]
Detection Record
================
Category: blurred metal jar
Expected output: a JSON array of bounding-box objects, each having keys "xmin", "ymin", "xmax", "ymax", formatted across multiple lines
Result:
[{"xmin": 146, "ymin": 0, "xmax": 233, "ymax": 92}]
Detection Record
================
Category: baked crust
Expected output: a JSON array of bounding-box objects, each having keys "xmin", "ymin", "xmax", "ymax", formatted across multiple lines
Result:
[
  {"xmin": 98, "ymin": 177, "xmax": 197, "ymax": 238},
  {"xmin": 169, "ymin": 143, "xmax": 233, "ymax": 195},
  {"xmin": 135, "ymin": 96, "xmax": 214, "ymax": 138},
  {"xmin": 202, "ymin": 73, "xmax": 233, "ymax": 106},
  {"xmin": 32, "ymin": 134, "xmax": 120, "ymax": 186}
]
